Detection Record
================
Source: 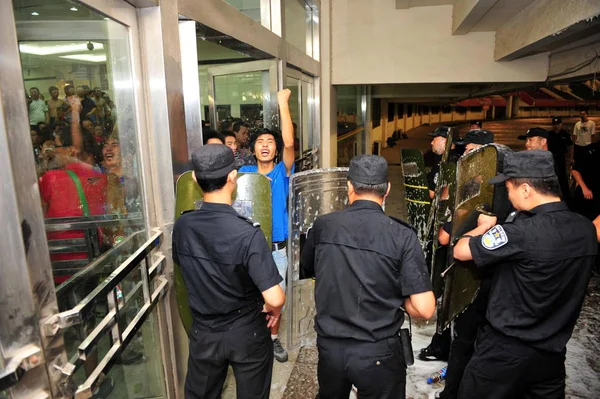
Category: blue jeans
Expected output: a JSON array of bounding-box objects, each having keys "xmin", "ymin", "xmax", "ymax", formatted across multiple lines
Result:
[{"xmin": 271, "ymin": 248, "xmax": 288, "ymax": 292}]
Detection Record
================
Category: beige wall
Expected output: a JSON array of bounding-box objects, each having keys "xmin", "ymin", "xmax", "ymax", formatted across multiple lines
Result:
[{"xmin": 331, "ymin": 2, "xmax": 549, "ymax": 84}]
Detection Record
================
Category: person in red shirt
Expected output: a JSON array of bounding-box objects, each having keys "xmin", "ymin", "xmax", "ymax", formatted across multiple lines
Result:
[{"xmin": 40, "ymin": 120, "xmax": 107, "ymax": 284}]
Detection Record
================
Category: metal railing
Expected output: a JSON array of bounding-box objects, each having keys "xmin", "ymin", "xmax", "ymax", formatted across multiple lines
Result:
[{"xmin": 42, "ymin": 229, "xmax": 167, "ymax": 399}]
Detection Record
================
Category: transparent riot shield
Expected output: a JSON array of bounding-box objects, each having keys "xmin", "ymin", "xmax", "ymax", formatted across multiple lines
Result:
[
  {"xmin": 430, "ymin": 162, "xmax": 457, "ymax": 298},
  {"xmin": 401, "ymin": 149, "xmax": 431, "ymax": 245},
  {"xmin": 174, "ymin": 171, "xmax": 272, "ymax": 335},
  {"xmin": 424, "ymin": 130, "xmax": 454, "ymax": 253},
  {"xmin": 287, "ymin": 168, "xmax": 349, "ymax": 350},
  {"xmin": 437, "ymin": 144, "xmax": 512, "ymax": 332}
]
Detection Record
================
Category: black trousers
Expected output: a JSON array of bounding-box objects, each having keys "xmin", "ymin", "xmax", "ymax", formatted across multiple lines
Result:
[
  {"xmin": 458, "ymin": 326, "xmax": 566, "ymax": 399},
  {"xmin": 317, "ymin": 335, "xmax": 406, "ymax": 399},
  {"xmin": 439, "ymin": 284, "xmax": 489, "ymax": 399},
  {"xmin": 185, "ymin": 317, "xmax": 273, "ymax": 399}
]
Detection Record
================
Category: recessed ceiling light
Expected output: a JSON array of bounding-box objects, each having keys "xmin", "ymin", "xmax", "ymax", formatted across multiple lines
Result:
[
  {"xmin": 31, "ymin": 12, "xmax": 39, "ymax": 16},
  {"xmin": 103, "ymin": 17, "xmax": 109, "ymax": 21},
  {"xmin": 60, "ymin": 54, "xmax": 107, "ymax": 63},
  {"xmin": 19, "ymin": 42, "xmax": 104, "ymax": 56},
  {"xmin": 70, "ymin": 7, "xmax": 78, "ymax": 11}
]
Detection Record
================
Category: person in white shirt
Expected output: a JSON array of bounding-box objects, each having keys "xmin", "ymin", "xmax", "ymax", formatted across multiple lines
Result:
[{"xmin": 573, "ymin": 110, "xmax": 596, "ymax": 161}]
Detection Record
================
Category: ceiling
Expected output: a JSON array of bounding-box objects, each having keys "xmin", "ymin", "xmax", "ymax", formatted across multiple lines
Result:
[{"xmin": 12, "ymin": 0, "xmax": 106, "ymax": 21}]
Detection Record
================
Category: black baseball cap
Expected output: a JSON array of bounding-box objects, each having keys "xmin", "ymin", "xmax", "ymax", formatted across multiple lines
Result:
[
  {"xmin": 552, "ymin": 117, "xmax": 562, "ymax": 125},
  {"xmin": 427, "ymin": 126, "xmax": 451, "ymax": 138},
  {"xmin": 191, "ymin": 144, "xmax": 236, "ymax": 180},
  {"xmin": 488, "ymin": 150, "xmax": 556, "ymax": 184},
  {"xmin": 470, "ymin": 121, "xmax": 483, "ymax": 128},
  {"xmin": 348, "ymin": 154, "xmax": 388, "ymax": 185},
  {"xmin": 517, "ymin": 128, "xmax": 549, "ymax": 140},
  {"xmin": 456, "ymin": 129, "xmax": 494, "ymax": 146}
]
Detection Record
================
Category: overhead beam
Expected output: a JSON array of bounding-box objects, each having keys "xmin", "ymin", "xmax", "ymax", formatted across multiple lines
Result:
[
  {"xmin": 395, "ymin": 0, "xmax": 410, "ymax": 9},
  {"xmin": 495, "ymin": 0, "xmax": 600, "ymax": 61},
  {"xmin": 452, "ymin": 0, "xmax": 498, "ymax": 35}
]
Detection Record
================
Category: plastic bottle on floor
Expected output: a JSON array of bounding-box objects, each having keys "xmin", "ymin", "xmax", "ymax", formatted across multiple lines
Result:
[{"xmin": 427, "ymin": 366, "xmax": 447, "ymax": 384}]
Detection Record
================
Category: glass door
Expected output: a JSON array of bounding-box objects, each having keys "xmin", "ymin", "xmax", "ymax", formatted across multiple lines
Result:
[
  {"xmin": 1, "ymin": 1, "xmax": 168, "ymax": 397},
  {"xmin": 286, "ymin": 68, "xmax": 318, "ymax": 171},
  {"xmin": 207, "ymin": 60, "xmax": 279, "ymax": 131}
]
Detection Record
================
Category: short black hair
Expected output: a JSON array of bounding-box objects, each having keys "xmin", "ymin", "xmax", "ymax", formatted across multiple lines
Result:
[
  {"xmin": 49, "ymin": 86, "xmax": 58, "ymax": 93},
  {"xmin": 507, "ymin": 177, "xmax": 561, "ymax": 197},
  {"xmin": 249, "ymin": 128, "xmax": 283, "ymax": 157},
  {"xmin": 30, "ymin": 87, "xmax": 39, "ymax": 92},
  {"xmin": 203, "ymin": 129, "xmax": 224, "ymax": 145},
  {"xmin": 349, "ymin": 181, "xmax": 388, "ymax": 197},
  {"xmin": 222, "ymin": 131, "xmax": 236, "ymax": 140},
  {"xmin": 233, "ymin": 121, "xmax": 249, "ymax": 133},
  {"xmin": 198, "ymin": 175, "xmax": 228, "ymax": 193},
  {"xmin": 220, "ymin": 120, "xmax": 232, "ymax": 132},
  {"xmin": 57, "ymin": 126, "xmax": 74, "ymax": 147}
]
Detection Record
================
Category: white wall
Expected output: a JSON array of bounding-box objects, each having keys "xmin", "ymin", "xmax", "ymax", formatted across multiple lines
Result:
[{"xmin": 331, "ymin": 2, "xmax": 550, "ymax": 84}]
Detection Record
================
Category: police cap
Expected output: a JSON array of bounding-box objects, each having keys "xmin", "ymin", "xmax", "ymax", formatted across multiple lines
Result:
[
  {"xmin": 191, "ymin": 144, "xmax": 236, "ymax": 180},
  {"xmin": 456, "ymin": 129, "xmax": 494, "ymax": 146},
  {"xmin": 470, "ymin": 120, "xmax": 483, "ymax": 128},
  {"xmin": 348, "ymin": 154, "xmax": 388, "ymax": 185},
  {"xmin": 517, "ymin": 127, "xmax": 549, "ymax": 140},
  {"xmin": 427, "ymin": 126, "xmax": 451, "ymax": 138},
  {"xmin": 552, "ymin": 117, "xmax": 562, "ymax": 125},
  {"xmin": 488, "ymin": 150, "xmax": 556, "ymax": 184}
]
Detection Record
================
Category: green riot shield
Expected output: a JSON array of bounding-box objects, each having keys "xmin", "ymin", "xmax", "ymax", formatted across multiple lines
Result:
[
  {"xmin": 174, "ymin": 171, "xmax": 272, "ymax": 335},
  {"xmin": 401, "ymin": 149, "xmax": 431, "ymax": 245},
  {"xmin": 437, "ymin": 144, "xmax": 512, "ymax": 333}
]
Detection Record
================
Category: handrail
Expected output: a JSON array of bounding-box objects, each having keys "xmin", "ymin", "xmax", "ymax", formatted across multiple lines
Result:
[
  {"xmin": 337, "ymin": 126, "xmax": 365, "ymax": 142},
  {"xmin": 45, "ymin": 213, "xmax": 144, "ymax": 232},
  {"xmin": 46, "ymin": 230, "xmax": 162, "ymax": 331},
  {"xmin": 54, "ymin": 231, "xmax": 145, "ymax": 300}
]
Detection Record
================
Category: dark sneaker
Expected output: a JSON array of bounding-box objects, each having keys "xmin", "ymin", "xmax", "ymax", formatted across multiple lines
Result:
[
  {"xmin": 273, "ymin": 338, "xmax": 288, "ymax": 362},
  {"xmin": 417, "ymin": 345, "xmax": 448, "ymax": 362}
]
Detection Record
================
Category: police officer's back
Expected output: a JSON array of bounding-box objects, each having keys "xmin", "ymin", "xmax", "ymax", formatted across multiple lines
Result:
[
  {"xmin": 172, "ymin": 144, "xmax": 285, "ymax": 399},
  {"xmin": 301, "ymin": 154, "xmax": 435, "ymax": 399},
  {"xmin": 453, "ymin": 150, "xmax": 596, "ymax": 399}
]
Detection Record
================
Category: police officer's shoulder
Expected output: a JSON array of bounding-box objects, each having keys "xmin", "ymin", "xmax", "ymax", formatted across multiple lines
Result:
[
  {"xmin": 388, "ymin": 216, "xmax": 417, "ymax": 234},
  {"xmin": 237, "ymin": 214, "xmax": 261, "ymax": 228}
]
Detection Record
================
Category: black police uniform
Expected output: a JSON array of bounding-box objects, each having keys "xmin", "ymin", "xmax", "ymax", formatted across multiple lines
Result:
[
  {"xmin": 457, "ymin": 151, "xmax": 597, "ymax": 399},
  {"xmin": 301, "ymin": 155, "xmax": 432, "ymax": 399},
  {"xmin": 572, "ymin": 143, "xmax": 600, "ymax": 220},
  {"xmin": 547, "ymin": 125, "xmax": 573, "ymax": 206},
  {"xmin": 172, "ymin": 145, "xmax": 282, "ymax": 399}
]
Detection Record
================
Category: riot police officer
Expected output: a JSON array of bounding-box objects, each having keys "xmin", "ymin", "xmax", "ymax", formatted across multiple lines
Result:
[
  {"xmin": 453, "ymin": 150, "xmax": 596, "ymax": 398},
  {"xmin": 172, "ymin": 144, "xmax": 285, "ymax": 399},
  {"xmin": 301, "ymin": 154, "xmax": 435, "ymax": 399}
]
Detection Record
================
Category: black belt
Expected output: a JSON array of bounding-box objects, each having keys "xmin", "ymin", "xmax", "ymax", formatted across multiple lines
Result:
[{"xmin": 272, "ymin": 241, "xmax": 286, "ymax": 251}]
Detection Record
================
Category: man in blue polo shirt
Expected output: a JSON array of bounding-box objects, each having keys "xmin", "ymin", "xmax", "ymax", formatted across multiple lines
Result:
[{"xmin": 240, "ymin": 89, "xmax": 295, "ymax": 362}]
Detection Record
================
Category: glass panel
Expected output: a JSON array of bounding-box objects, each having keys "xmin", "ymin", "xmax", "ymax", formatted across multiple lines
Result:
[
  {"xmin": 224, "ymin": 0, "xmax": 270, "ymax": 29},
  {"xmin": 214, "ymin": 71, "xmax": 266, "ymax": 126},
  {"xmin": 286, "ymin": 76, "xmax": 301, "ymax": 159},
  {"xmin": 301, "ymin": 80, "xmax": 312, "ymax": 152},
  {"xmin": 12, "ymin": 0, "xmax": 164, "ymax": 396},
  {"xmin": 285, "ymin": 0, "xmax": 312, "ymax": 56},
  {"xmin": 336, "ymin": 85, "xmax": 366, "ymax": 166}
]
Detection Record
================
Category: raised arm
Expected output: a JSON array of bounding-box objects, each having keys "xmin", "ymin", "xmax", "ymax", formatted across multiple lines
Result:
[{"xmin": 277, "ymin": 89, "xmax": 295, "ymax": 175}]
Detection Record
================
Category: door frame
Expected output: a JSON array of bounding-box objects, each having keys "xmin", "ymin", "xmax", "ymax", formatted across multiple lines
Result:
[
  {"xmin": 1, "ymin": 0, "xmax": 176, "ymax": 397},
  {"xmin": 207, "ymin": 59, "xmax": 279, "ymax": 130}
]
